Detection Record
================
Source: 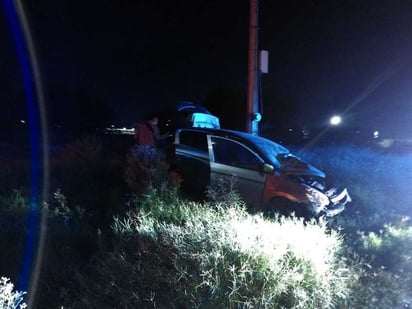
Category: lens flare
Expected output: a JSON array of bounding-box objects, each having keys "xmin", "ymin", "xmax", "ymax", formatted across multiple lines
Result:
[{"xmin": 3, "ymin": 0, "xmax": 49, "ymax": 307}]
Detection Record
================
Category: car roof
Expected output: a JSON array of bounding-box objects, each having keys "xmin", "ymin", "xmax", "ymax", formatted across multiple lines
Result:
[
  {"xmin": 176, "ymin": 127, "xmax": 290, "ymax": 162},
  {"xmin": 177, "ymin": 127, "xmax": 279, "ymax": 144}
]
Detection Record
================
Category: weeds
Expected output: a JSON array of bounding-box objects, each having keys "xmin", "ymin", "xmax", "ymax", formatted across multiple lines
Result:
[
  {"xmin": 296, "ymin": 144, "xmax": 412, "ymax": 308},
  {"xmin": 206, "ymin": 175, "xmax": 244, "ymax": 207},
  {"xmin": 1, "ymin": 139, "xmax": 411, "ymax": 308},
  {"xmin": 51, "ymin": 135, "xmax": 129, "ymax": 228},
  {"xmin": 124, "ymin": 145, "xmax": 173, "ymax": 197},
  {"xmin": 83, "ymin": 190, "xmax": 351, "ymax": 308},
  {"xmin": 341, "ymin": 218, "xmax": 412, "ymax": 308},
  {"xmin": 0, "ymin": 277, "xmax": 26, "ymax": 309}
]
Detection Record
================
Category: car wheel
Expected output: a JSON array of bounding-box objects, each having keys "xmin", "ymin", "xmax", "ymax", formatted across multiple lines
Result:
[{"xmin": 267, "ymin": 197, "xmax": 308, "ymax": 219}]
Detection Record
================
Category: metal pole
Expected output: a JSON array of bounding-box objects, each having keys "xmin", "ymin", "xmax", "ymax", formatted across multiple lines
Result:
[{"xmin": 246, "ymin": 0, "xmax": 259, "ymax": 134}]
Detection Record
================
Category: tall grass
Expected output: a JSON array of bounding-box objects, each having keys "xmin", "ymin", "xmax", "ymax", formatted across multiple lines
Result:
[
  {"xmin": 0, "ymin": 135, "xmax": 125, "ymax": 308},
  {"xmin": 1, "ymin": 138, "xmax": 411, "ymax": 308},
  {"xmin": 296, "ymin": 144, "xmax": 412, "ymax": 308},
  {"xmin": 343, "ymin": 219, "xmax": 412, "ymax": 308},
  {"xmin": 0, "ymin": 277, "xmax": 26, "ymax": 309},
  {"xmin": 0, "ymin": 188, "xmax": 104, "ymax": 308},
  {"xmin": 51, "ymin": 135, "xmax": 129, "ymax": 227},
  {"xmin": 74, "ymin": 189, "xmax": 351, "ymax": 308}
]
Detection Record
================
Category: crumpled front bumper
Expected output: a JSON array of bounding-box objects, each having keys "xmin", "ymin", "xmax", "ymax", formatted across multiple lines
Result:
[
  {"xmin": 305, "ymin": 186, "xmax": 351, "ymax": 217},
  {"xmin": 321, "ymin": 187, "xmax": 352, "ymax": 217}
]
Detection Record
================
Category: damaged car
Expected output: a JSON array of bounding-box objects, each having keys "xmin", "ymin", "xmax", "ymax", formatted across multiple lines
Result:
[{"xmin": 171, "ymin": 105, "xmax": 351, "ymax": 217}]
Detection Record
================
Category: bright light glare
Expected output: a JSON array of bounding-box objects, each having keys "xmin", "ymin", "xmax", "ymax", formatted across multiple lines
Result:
[{"xmin": 330, "ymin": 115, "xmax": 342, "ymax": 126}]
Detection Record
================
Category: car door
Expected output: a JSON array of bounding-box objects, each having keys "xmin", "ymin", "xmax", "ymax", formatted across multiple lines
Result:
[
  {"xmin": 208, "ymin": 135, "xmax": 267, "ymax": 207},
  {"xmin": 175, "ymin": 130, "xmax": 210, "ymax": 199}
]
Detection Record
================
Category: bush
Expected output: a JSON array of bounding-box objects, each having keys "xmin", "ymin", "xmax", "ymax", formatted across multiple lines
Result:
[
  {"xmin": 124, "ymin": 145, "xmax": 175, "ymax": 197},
  {"xmin": 341, "ymin": 218, "xmax": 412, "ymax": 308},
  {"xmin": 51, "ymin": 135, "xmax": 129, "ymax": 228},
  {"xmin": 0, "ymin": 277, "xmax": 26, "ymax": 309},
  {"xmin": 75, "ymin": 190, "xmax": 351, "ymax": 308},
  {"xmin": 206, "ymin": 175, "xmax": 243, "ymax": 206},
  {"xmin": 0, "ymin": 188, "xmax": 104, "ymax": 308},
  {"xmin": 356, "ymin": 218, "xmax": 412, "ymax": 272},
  {"xmin": 0, "ymin": 191, "xmax": 35, "ymax": 282}
]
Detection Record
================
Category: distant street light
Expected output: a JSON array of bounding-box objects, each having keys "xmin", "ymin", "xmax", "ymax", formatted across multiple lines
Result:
[{"xmin": 330, "ymin": 115, "xmax": 342, "ymax": 126}]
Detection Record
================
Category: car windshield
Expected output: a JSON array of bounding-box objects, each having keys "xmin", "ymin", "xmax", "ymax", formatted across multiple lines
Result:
[
  {"xmin": 277, "ymin": 153, "xmax": 304, "ymax": 165},
  {"xmin": 251, "ymin": 137, "xmax": 290, "ymax": 168}
]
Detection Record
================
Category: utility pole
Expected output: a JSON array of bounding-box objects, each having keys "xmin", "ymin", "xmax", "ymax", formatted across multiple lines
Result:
[{"xmin": 246, "ymin": 0, "xmax": 260, "ymax": 135}]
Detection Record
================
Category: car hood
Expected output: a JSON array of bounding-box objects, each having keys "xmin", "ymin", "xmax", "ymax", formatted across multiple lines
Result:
[{"xmin": 278, "ymin": 154, "xmax": 325, "ymax": 178}]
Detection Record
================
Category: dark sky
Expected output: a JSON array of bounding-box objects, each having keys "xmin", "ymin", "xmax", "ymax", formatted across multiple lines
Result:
[{"xmin": 2, "ymin": 0, "xmax": 412, "ymax": 137}]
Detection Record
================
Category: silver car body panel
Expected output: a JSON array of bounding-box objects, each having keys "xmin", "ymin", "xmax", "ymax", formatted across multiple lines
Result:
[
  {"xmin": 174, "ymin": 127, "xmax": 351, "ymax": 217},
  {"xmin": 208, "ymin": 135, "xmax": 267, "ymax": 207}
]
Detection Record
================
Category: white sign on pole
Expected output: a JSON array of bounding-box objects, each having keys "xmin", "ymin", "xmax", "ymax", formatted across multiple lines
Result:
[{"xmin": 259, "ymin": 50, "xmax": 269, "ymax": 74}]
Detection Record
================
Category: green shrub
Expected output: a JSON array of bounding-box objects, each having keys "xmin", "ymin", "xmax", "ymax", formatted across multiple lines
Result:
[
  {"xmin": 356, "ymin": 218, "xmax": 412, "ymax": 272},
  {"xmin": 206, "ymin": 175, "xmax": 243, "ymax": 206},
  {"xmin": 340, "ymin": 218, "xmax": 412, "ymax": 308},
  {"xmin": 343, "ymin": 262, "xmax": 410, "ymax": 309},
  {"xmin": 0, "ymin": 191, "xmax": 34, "ymax": 281},
  {"xmin": 0, "ymin": 190, "xmax": 30, "ymax": 215},
  {"xmin": 0, "ymin": 188, "xmax": 103, "ymax": 308},
  {"xmin": 51, "ymin": 135, "xmax": 129, "ymax": 228},
  {"xmin": 76, "ymin": 190, "xmax": 351, "ymax": 308},
  {"xmin": 123, "ymin": 145, "xmax": 173, "ymax": 197},
  {"xmin": 0, "ymin": 277, "xmax": 26, "ymax": 309}
]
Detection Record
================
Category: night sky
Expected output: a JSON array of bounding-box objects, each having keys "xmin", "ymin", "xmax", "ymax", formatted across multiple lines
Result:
[{"xmin": 1, "ymin": 1, "xmax": 412, "ymax": 138}]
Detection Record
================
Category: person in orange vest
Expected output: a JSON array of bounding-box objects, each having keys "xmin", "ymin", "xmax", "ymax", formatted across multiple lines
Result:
[{"xmin": 135, "ymin": 115, "xmax": 170, "ymax": 145}]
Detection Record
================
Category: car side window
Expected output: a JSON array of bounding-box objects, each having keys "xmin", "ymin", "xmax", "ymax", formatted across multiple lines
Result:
[
  {"xmin": 179, "ymin": 131, "xmax": 208, "ymax": 153},
  {"xmin": 211, "ymin": 136, "xmax": 262, "ymax": 169}
]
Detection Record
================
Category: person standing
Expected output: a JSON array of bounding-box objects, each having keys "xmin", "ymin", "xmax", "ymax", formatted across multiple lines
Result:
[{"xmin": 134, "ymin": 116, "xmax": 162, "ymax": 148}]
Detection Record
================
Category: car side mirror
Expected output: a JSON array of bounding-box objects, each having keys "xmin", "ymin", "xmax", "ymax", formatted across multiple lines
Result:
[{"xmin": 263, "ymin": 163, "xmax": 274, "ymax": 173}]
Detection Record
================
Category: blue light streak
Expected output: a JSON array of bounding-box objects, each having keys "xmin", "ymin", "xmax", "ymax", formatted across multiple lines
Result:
[
  {"xmin": 3, "ymin": 0, "xmax": 40, "ymax": 289},
  {"xmin": 2, "ymin": 0, "xmax": 49, "ymax": 306}
]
